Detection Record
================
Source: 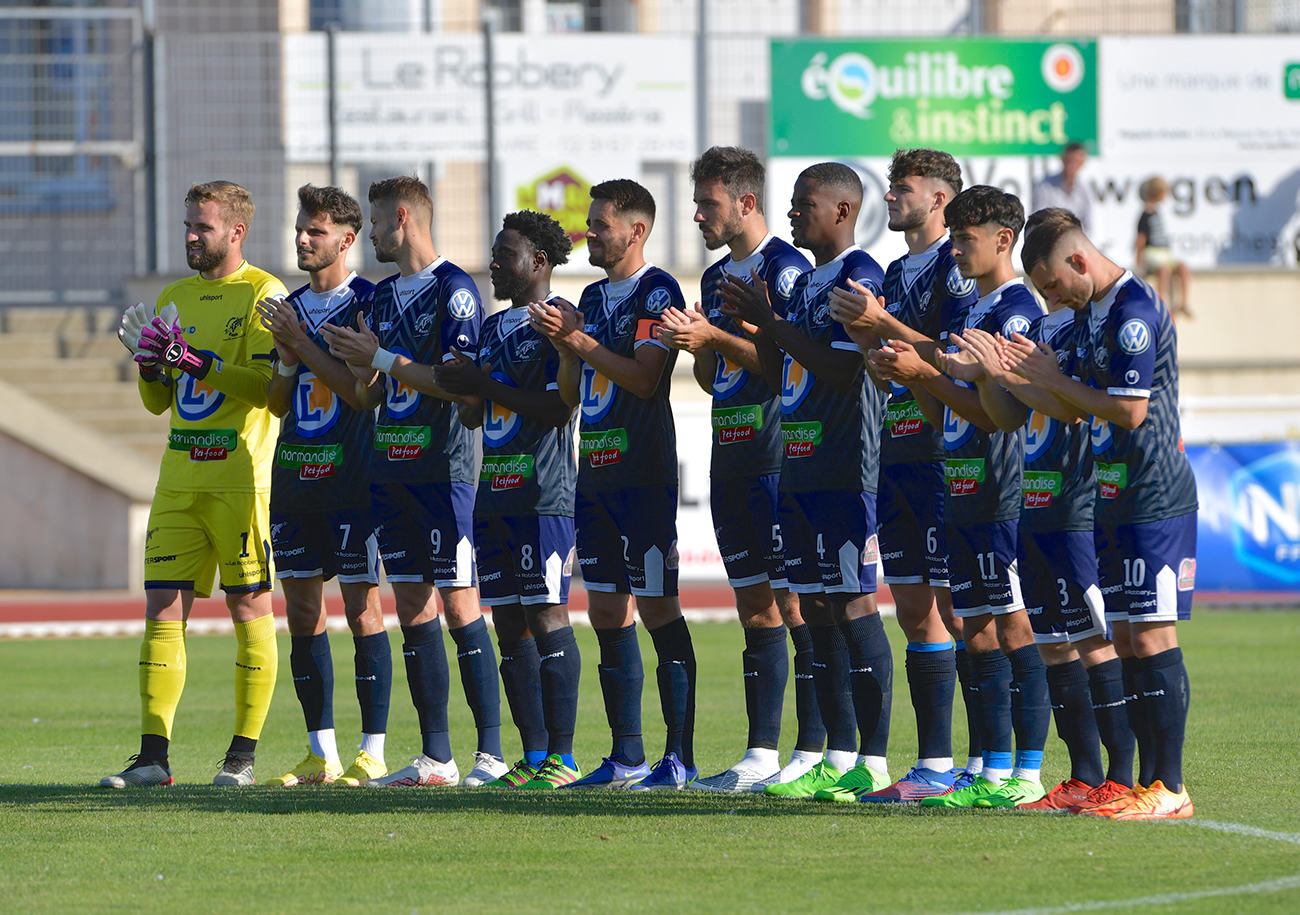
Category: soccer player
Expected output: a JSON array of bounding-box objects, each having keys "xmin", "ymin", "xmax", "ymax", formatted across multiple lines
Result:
[
  {"xmin": 719, "ymin": 163, "xmax": 894, "ymax": 802},
  {"xmin": 433, "ymin": 210, "xmax": 584, "ymax": 789},
  {"xmin": 322, "ymin": 176, "xmax": 503, "ymax": 788},
  {"xmin": 1008, "ymin": 208, "xmax": 1197, "ymax": 820},
  {"xmin": 528, "ymin": 179, "xmax": 698, "ymax": 790},
  {"xmin": 257, "ymin": 184, "xmax": 389, "ymax": 787},
  {"xmin": 867, "ymin": 186, "xmax": 1051, "ymax": 809},
  {"xmin": 103, "ymin": 180, "xmax": 285, "ymax": 787},
  {"xmin": 829, "ymin": 148, "xmax": 982, "ymax": 802},
  {"xmin": 656, "ymin": 146, "xmax": 822, "ymax": 792}
]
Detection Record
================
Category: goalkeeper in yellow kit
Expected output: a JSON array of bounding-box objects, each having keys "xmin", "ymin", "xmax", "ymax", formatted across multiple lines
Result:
[{"xmin": 102, "ymin": 181, "xmax": 287, "ymax": 787}]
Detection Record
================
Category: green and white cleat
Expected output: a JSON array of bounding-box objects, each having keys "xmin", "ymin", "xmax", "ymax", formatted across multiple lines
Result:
[
  {"xmin": 973, "ymin": 776, "xmax": 1047, "ymax": 808},
  {"xmin": 519, "ymin": 755, "xmax": 583, "ymax": 790},
  {"xmin": 763, "ymin": 761, "xmax": 844, "ymax": 799},
  {"xmin": 493, "ymin": 759, "xmax": 540, "ymax": 788},
  {"xmin": 812, "ymin": 763, "xmax": 891, "ymax": 802},
  {"xmin": 920, "ymin": 774, "xmax": 1004, "ymax": 808}
]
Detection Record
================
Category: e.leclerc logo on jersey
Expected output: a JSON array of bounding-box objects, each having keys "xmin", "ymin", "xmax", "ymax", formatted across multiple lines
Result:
[
  {"xmin": 176, "ymin": 352, "xmax": 225, "ymax": 421},
  {"xmin": 384, "ymin": 346, "xmax": 421, "ymax": 419},
  {"xmin": 483, "ymin": 372, "xmax": 522, "ymax": 448},
  {"xmin": 580, "ymin": 364, "xmax": 617, "ymax": 422},
  {"xmin": 712, "ymin": 356, "xmax": 749, "ymax": 399},
  {"xmin": 771, "ymin": 39, "xmax": 1096, "ymax": 157},
  {"xmin": 943, "ymin": 405, "xmax": 976, "ymax": 450},
  {"xmin": 1024, "ymin": 408, "xmax": 1057, "ymax": 463},
  {"xmin": 780, "ymin": 354, "xmax": 813, "ymax": 414},
  {"xmin": 293, "ymin": 370, "xmax": 340, "ymax": 438}
]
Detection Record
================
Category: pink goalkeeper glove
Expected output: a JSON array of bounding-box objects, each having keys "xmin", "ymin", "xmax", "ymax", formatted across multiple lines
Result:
[{"xmin": 136, "ymin": 317, "xmax": 214, "ymax": 379}]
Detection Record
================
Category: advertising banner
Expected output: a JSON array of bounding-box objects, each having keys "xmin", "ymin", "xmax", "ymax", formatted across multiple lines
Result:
[
  {"xmin": 284, "ymin": 32, "xmax": 695, "ymax": 164},
  {"xmin": 770, "ymin": 38, "xmax": 1097, "ymax": 158}
]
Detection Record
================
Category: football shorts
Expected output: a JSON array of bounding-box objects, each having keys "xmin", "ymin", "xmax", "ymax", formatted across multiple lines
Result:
[
  {"xmin": 270, "ymin": 506, "xmax": 378, "ymax": 585},
  {"xmin": 1095, "ymin": 513, "xmax": 1196, "ymax": 623},
  {"xmin": 144, "ymin": 488, "xmax": 272, "ymax": 598},
  {"xmin": 778, "ymin": 489, "xmax": 879, "ymax": 597},
  {"xmin": 1019, "ymin": 528, "xmax": 1107, "ymax": 644},
  {"xmin": 878, "ymin": 461, "xmax": 949, "ymax": 587},
  {"xmin": 371, "ymin": 481, "xmax": 476, "ymax": 588},
  {"xmin": 475, "ymin": 514, "xmax": 575, "ymax": 607},
  {"xmin": 710, "ymin": 474, "xmax": 788, "ymax": 590},
  {"xmin": 947, "ymin": 519, "xmax": 1024, "ymax": 617},
  {"xmin": 575, "ymin": 486, "xmax": 678, "ymax": 597}
]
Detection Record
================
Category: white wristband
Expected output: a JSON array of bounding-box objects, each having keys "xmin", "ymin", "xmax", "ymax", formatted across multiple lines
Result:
[
  {"xmin": 277, "ymin": 360, "xmax": 299, "ymax": 377},
  {"xmin": 371, "ymin": 347, "xmax": 397, "ymax": 374}
]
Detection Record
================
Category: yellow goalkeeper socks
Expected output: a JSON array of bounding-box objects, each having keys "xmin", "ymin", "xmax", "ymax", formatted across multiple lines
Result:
[
  {"xmin": 140, "ymin": 619, "xmax": 187, "ymax": 741},
  {"xmin": 233, "ymin": 614, "xmax": 279, "ymax": 741}
]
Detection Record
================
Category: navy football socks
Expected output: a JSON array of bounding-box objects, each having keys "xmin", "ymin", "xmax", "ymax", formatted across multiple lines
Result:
[
  {"xmin": 954, "ymin": 643, "xmax": 983, "ymax": 761},
  {"xmin": 1122, "ymin": 655, "xmax": 1155, "ymax": 787},
  {"xmin": 649, "ymin": 616, "xmax": 697, "ymax": 768},
  {"xmin": 450, "ymin": 617, "xmax": 502, "ymax": 760},
  {"xmin": 841, "ymin": 613, "xmax": 893, "ymax": 758},
  {"xmin": 353, "ymin": 631, "xmax": 392, "ymax": 738},
  {"xmin": 401, "ymin": 619, "xmax": 452, "ymax": 763},
  {"xmin": 1087, "ymin": 657, "xmax": 1135, "ymax": 786},
  {"xmin": 1007, "ymin": 644, "xmax": 1051, "ymax": 770},
  {"xmin": 1046, "ymin": 659, "xmax": 1105, "ymax": 787},
  {"xmin": 808, "ymin": 624, "xmax": 857, "ymax": 755},
  {"xmin": 290, "ymin": 632, "xmax": 334, "ymax": 733},
  {"xmin": 789, "ymin": 623, "xmax": 826, "ymax": 753},
  {"xmin": 905, "ymin": 643, "xmax": 956, "ymax": 761},
  {"xmin": 742, "ymin": 624, "xmax": 788, "ymax": 751},
  {"xmin": 498, "ymin": 635, "xmax": 547, "ymax": 764},
  {"xmin": 535, "ymin": 626, "xmax": 581, "ymax": 759},
  {"xmin": 595, "ymin": 624, "xmax": 645, "ymax": 766},
  {"xmin": 969, "ymin": 649, "xmax": 1013, "ymax": 768},
  {"xmin": 1141, "ymin": 647, "xmax": 1190, "ymax": 793}
]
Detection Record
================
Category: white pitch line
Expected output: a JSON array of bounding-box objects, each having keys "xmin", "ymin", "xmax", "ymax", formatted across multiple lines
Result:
[{"xmin": 960, "ymin": 818, "xmax": 1300, "ymax": 915}]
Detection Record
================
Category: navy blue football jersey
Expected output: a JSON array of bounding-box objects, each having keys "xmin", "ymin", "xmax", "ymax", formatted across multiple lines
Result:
[
  {"xmin": 474, "ymin": 299, "xmax": 577, "ymax": 518},
  {"xmin": 880, "ymin": 237, "xmax": 979, "ymax": 465},
  {"xmin": 941, "ymin": 279, "xmax": 1043, "ymax": 525},
  {"xmin": 575, "ymin": 265, "xmax": 682, "ymax": 492},
  {"xmin": 369, "ymin": 257, "xmax": 482, "ymax": 485},
  {"xmin": 778, "ymin": 246, "xmax": 886, "ymax": 494},
  {"xmin": 1019, "ymin": 308, "xmax": 1094, "ymax": 533},
  {"xmin": 1074, "ymin": 272, "xmax": 1198, "ymax": 524},
  {"xmin": 702, "ymin": 234, "xmax": 811, "ymax": 481},
  {"xmin": 271, "ymin": 273, "xmax": 377, "ymax": 512}
]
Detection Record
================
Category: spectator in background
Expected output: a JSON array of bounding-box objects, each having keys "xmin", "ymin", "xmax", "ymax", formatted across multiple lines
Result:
[
  {"xmin": 1136, "ymin": 177, "xmax": 1192, "ymax": 320},
  {"xmin": 1032, "ymin": 142, "xmax": 1092, "ymax": 235}
]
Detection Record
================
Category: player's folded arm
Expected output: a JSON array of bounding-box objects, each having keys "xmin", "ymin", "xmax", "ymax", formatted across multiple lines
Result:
[{"xmin": 137, "ymin": 370, "xmax": 175, "ymax": 415}]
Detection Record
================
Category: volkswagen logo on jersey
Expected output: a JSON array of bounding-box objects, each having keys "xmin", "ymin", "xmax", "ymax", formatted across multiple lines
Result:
[
  {"xmin": 943, "ymin": 404, "xmax": 976, "ymax": 450},
  {"xmin": 947, "ymin": 265, "xmax": 977, "ymax": 299},
  {"xmin": 712, "ymin": 355, "xmax": 749, "ymax": 399},
  {"xmin": 1024, "ymin": 409, "xmax": 1057, "ymax": 463},
  {"xmin": 384, "ymin": 346, "xmax": 421, "ymax": 419},
  {"xmin": 448, "ymin": 288, "xmax": 478, "ymax": 321},
  {"xmin": 775, "ymin": 266, "xmax": 803, "ymax": 302},
  {"xmin": 293, "ymin": 370, "xmax": 340, "ymax": 438},
  {"xmin": 781, "ymin": 353, "xmax": 813, "ymax": 414},
  {"xmin": 645, "ymin": 287, "xmax": 673, "ymax": 315},
  {"xmin": 483, "ymin": 371, "xmax": 521, "ymax": 448},
  {"xmin": 176, "ymin": 351, "xmax": 224, "ymax": 420},
  {"xmin": 1002, "ymin": 314, "xmax": 1033, "ymax": 339},
  {"xmin": 580, "ymin": 364, "xmax": 617, "ymax": 422},
  {"xmin": 1118, "ymin": 319, "xmax": 1151, "ymax": 355}
]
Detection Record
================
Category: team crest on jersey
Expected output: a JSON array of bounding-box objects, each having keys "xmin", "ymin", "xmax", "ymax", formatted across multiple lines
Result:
[
  {"xmin": 580, "ymin": 364, "xmax": 617, "ymax": 421},
  {"xmin": 384, "ymin": 346, "xmax": 421, "ymax": 419},
  {"xmin": 293, "ymin": 370, "xmax": 340, "ymax": 438},
  {"xmin": 414, "ymin": 312, "xmax": 436, "ymax": 336},
  {"xmin": 1002, "ymin": 314, "xmax": 1033, "ymax": 339},
  {"xmin": 176, "ymin": 353, "xmax": 225, "ymax": 420},
  {"xmin": 946, "ymin": 265, "xmax": 977, "ymax": 299},
  {"xmin": 712, "ymin": 356, "xmax": 749, "ymax": 399},
  {"xmin": 645, "ymin": 287, "xmax": 672, "ymax": 316},
  {"xmin": 514, "ymin": 337, "xmax": 542, "ymax": 361},
  {"xmin": 781, "ymin": 354, "xmax": 813, "ymax": 414},
  {"xmin": 775, "ymin": 266, "xmax": 803, "ymax": 302},
  {"xmin": 1118, "ymin": 319, "xmax": 1151, "ymax": 355},
  {"xmin": 943, "ymin": 405, "xmax": 976, "ymax": 450},
  {"xmin": 1024, "ymin": 409, "xmax": 1056, "ymax": 463},
  {"xmin": 483, "ymin": 372, "xmax": 521, "ymax": 448},
  {"xmin": 448, "ymin": 288, "xmax": 477, "ymax": 321}
]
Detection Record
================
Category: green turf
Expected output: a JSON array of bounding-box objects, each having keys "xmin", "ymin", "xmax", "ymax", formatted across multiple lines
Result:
[{"xmin": 2, "ymin": 609, "xmax": 1298, "ymax": 914}]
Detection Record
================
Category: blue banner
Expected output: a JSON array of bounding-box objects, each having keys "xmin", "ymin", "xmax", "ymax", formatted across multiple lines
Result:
[{"xmin": 1187, "ymin": 442, "xmax": 1300, "ymax": 592}]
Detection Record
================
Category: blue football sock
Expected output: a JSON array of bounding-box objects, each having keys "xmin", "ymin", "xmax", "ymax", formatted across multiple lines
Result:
[
  {"xmin": 1007, "ymin": 644, "xmax": 1050, "ymax": 764},
  {"xmin": 954, "ymin": 643, "xmax": 983, "ymax": 760},
  {"xmin": 498, "ymin": 635, "xmax": 547, "ymax": 759},
  {"xmin": 841, "ymin": 614, "xmax": 893, "ymax": 758},
  {"xmin": 809, "ymin": 624, "xmax": 856, "ymax": 755},
  {"xmin": 1088, "ymin": 657, "xmax": 1135, "ymax": 787},
  {"xmin": 1122, "ymin": 655, "xmax": 1155, "ymax": 786},
  {"xmin": 742, "ymin": 625, "xmax": 788, "ymax": 751},
  {"xmin": 1141, "ymin": 647, "xmax": 1189, "ymax": 793},
  {"xmin": 969, "ymin": 649, "xmax": 1013, "ymax": 764},
  {"xmin": 595, "ymin": 624, "xmax": 644, "ymax": 767},
  {"xmin": 649, "ymin": 616, "xmax": 697, "ymax": 768},
  {"xmin": 450, "ymin": 617, "xmax": 502, "ymax": 759},
  {"xmin": 353, "ymin": 631, "xmax": 392, "ymax": 737},
  {"xmin": 906, "ymin": 643, "xmax": 956, "ymax": 761},
  {"xmin": 536, "ymin": 625, "xmax": 581, "ymax": 758},
  {"xmin": 789, "ymin": 623, "xmax": 826, "ymax": 753},
  {"xmin": 1046, "ymin": 659, "xmax": 1105, "ymax": 786},
  {"xmin": 290, "ymin": 633, "xmax": 334, "ymax": 733},
  {"xmin": 401, "ymin": 619, "xmax": 451, "ymax": 763}
]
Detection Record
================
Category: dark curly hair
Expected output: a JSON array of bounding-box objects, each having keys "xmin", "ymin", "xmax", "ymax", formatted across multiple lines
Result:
[
  {"xmin": 502, "ymin": 209, "xmax": 573, "ymax": 267},
  {"xmin": 888, "ymin": 148, "xmax": 963, "ymax": 195},
  {"xmin": 944, "ymin": 185, "xmax": 1025, "ymax": 244},
  {"xmin": 297, "ymin": 184, "xmax": 363, "ymax": 232}
]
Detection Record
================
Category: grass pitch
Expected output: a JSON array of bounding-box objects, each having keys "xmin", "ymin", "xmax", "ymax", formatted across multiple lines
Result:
[{"xmin": 1, "ymin": 609, "xmax": 1298, "ymax": 914}]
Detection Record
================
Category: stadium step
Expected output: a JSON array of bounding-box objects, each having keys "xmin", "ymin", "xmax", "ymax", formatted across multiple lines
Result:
[{"xmin": 0, "ymin": 357, "xmax": 127, "ymax": 385}]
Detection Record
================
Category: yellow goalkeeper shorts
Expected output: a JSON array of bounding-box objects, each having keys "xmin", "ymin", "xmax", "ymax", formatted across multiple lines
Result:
[{"xmin": 144, "ymin": 489, "xmax": 273, "ymax": 598}]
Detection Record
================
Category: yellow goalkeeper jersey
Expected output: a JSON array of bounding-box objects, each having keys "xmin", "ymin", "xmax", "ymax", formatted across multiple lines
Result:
[{"xmin": 142, "ymin": 261, "xmax": 286, "ymax": 493}]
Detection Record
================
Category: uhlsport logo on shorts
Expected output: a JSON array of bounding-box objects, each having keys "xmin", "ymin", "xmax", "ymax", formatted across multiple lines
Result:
[
  {"xmin": 383, "ymin": 346, "xmax": 421, "ymax": 419},
  {"xmin": 780, "ymin": 354, "xmax": 813, "ymax": 414},
  {"xmin": 1024, "ymin": 408, "xmax": 1057, "ymax": 463},
  {"xmin": 712, "ymin": 355, "xmax": 749, "ymax": 399},
  {"xmin": 580, "ymin": 364, "xmax": 616, "ymax": 422},
  {"xmin": 1228, "ymin": 449, "xmax": 1300, "ymax": 584},
  {"xmin": 176, "ymin": 354, "xmax": 225, "ymax": 421},
  {"xmin": 293, "ymin": 370, "xmax": 339, "ymax": 438},
  {"xmin": 483, "ymin": 372, "xmax": 521, "ymax": 448}
]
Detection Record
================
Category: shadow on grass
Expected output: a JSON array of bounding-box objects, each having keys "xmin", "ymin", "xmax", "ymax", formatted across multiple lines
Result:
[{"xmin": 0, "ymin": 784, "xmax": 992, "ymax": 820}]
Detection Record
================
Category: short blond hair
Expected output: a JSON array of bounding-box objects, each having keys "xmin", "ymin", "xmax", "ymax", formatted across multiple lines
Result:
[
  {"xmin": 1138, "ymin": 177, "xmax": 1168, "ymax": 203},
  {"xmin": 185, "ymin": 180, "xmax": 256, "ymax": 226}
]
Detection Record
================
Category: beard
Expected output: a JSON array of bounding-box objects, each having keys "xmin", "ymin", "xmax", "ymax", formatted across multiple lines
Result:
[
  {"xmin": 371, "ymin": 234, "xmax": 398, "ymax": 264},
  {"xmin": 186, "ymin": 239, "xmax": 228, "ymax": 273},
  {"xmin": 704, "ymin": 214, "xmax": 744, "ymax": 251},
  {"xmin": 298, "ymin": 244, "xmax": 341, "ymax": 273},
  {"xmin": 588, "ymin": 233, "xmax": 628, "ymax": 270},
  {"xmin": 887, "ymin": 205, "xmax": 929, "ymax": 233},
  {"xmin": 492, "ymin": 271, "xmax": 530, "ymax": 302}
]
